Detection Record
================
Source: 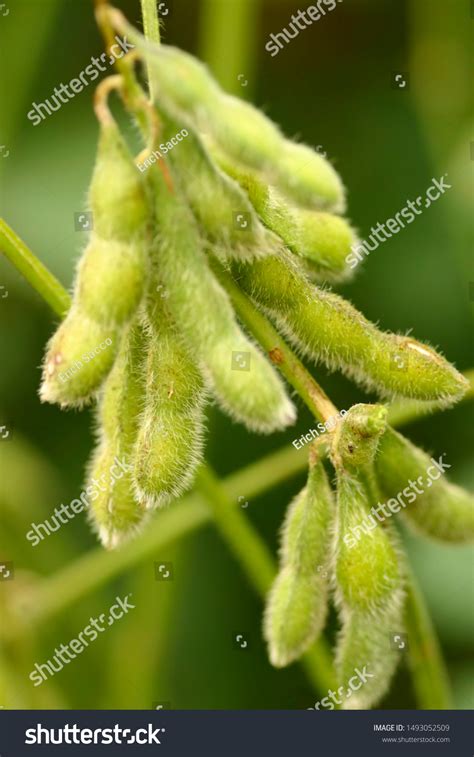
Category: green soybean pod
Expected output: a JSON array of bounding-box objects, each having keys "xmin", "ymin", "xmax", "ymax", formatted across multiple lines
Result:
[
  {"xmin": 88, "ymin": 321, "xmax": 147, "ymax": 549},
  {"xmin": 210, "ymin": 144, "xmax": 356, "ymax": 280},
  {"xmin": 156, "ymin": 108, "xmax": 278, "ymax": 261},
  {"xmin": 89, "ymin": 122, "xmax": 150, "ymax": 242},
  {"xmin": 336, "ymin": 601, "xmax": 404, "ymax": 710},
  {"xmin": 333, "ymin": 474, "xmax": 405, "ymax": 709},
  {"xmin": 133, "ymin": 298, "xmax": 207, "ymax": 509},
  {"xmin": 87, "ymin": 440, "xmax": 146, "ymax": 550},
  {"xmin": 332, "ymin": 405, "xmax": 405, "ymax": 708},
  {"xmin": 235, "ymin": 252, "xmax": 468, "ymax": 406},
  {"xmin": 264, "ymin": 461, "xmax": 334, "ymax": 668},
  {"xmin": 39, "ymin": 306, "xmax": 117, "ymax": 408},
  {"xmin": 127, "ymin": 35, "xmax": 346, "ymax": 211},
  {"xmin": 150, "ymin": 171, "xmax": 296, "ymax": 433},
  {"xmin": 76, "ymin": 235, "xmax": 146, "ymax": 327},
  {"xmin": 376, "ymin": 428, "xmax": 474, "ymax": 543}
]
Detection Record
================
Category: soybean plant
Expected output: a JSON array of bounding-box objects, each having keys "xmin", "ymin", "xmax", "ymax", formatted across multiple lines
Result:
[{"xmin": 33, "ymin": 4, "xmax": 473, "ymax": 709}]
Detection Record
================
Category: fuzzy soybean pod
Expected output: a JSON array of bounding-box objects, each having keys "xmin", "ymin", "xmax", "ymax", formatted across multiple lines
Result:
[
  {"xmin": 211, "ymin": 146, "xmax": 356, "ymax": 281},
  {"xmin": 77, "ymin": 122, "xmax": 149, "ymax": 324},
  {"xmin": 39, "ymin": 307, "xmax": 117, "ymax": 408},
  {"xmin": 264, "ymin": 460, "xmax": 334, "ymax": 668},
  {"xmin": 150, "ymin": 171, "xmax": 296, "ymax": 433},
  {"xmin": 40, "ymin": 123, "xmax": 149, "ymax": 407},
  {"xmin": 128, "ymin": 36, "xmax": 346, "ymax": 211},
  {"xmin": 235, "ymin": 252, "xmax": 468, "ymax": 406},
  {"xmin": 156, "ymin": 108, "xmax": 278, "ymax": 261},
  {"xmin": 133, "ymin": 297, "xmax": 207, "ymax": 509},
  {"xmin": 332, "ymin": 405, "xmax": 405, "ymax": 709},
  {"xmin": 88, "ymin": 322, "xmax": 147, "ymax": 549},
  {"xmin": 375, "ymin": 428, "xmax": 474, "ymax": 543}
]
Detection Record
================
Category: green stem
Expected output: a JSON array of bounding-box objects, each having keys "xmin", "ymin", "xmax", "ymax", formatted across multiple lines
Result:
[
  {"xmin": 140, "ymin": 0, "xmax": 161, "ymax": 99},
  {"xmin": 0, "ymin": 219, "xmax": 70, "ymax": 317},
  {"xmin": 404, "ymin": 569, "xmax": 452, "ymax": 708},
  {"xmin": 8, "ymin": 445, "xmax": 305, "ymax": 630},
  {"xmin": 195, "ymin": 464, "xmax": 336, "ymax": 693}
]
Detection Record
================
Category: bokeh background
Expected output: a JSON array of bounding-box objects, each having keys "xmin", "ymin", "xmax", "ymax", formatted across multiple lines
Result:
[{"xmin": 0, "ymin": 0, "xmax": 472, "ymax": 709}]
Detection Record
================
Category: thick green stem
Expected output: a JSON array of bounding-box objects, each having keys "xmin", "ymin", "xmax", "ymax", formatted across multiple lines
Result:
[{"xmin": 0, "ymin": 219, "xmax": 70, "ymax": 316}]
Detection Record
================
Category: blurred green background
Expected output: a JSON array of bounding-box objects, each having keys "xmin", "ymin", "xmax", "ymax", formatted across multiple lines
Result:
[{"xmin": 0, "ymin": 0, "xmax": 472, "ymax": 710}]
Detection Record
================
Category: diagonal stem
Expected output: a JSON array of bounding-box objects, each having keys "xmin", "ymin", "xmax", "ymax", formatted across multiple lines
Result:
[{"xmin": 0, "ymin": 219, "xmax": 70, "ymax": 316}]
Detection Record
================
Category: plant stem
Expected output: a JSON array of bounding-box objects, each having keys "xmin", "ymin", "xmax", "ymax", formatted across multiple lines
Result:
[
  {"xmin": 195, "ymin": 464, "xmax": 336, "ymax": 693},
  {"xmin": 404, "ymin": 568, "xmax": 452, "ymax": 708},
  {"xmin": 0, "ymin": 219, "xmax": 70, "ymax": 317},
  {"xmin": 140, "ymin": 0, "xmax": 160, "ymax": 100},
  {"xmin": 8, "ymin": 446, "xmax": 306, "ymax": 630}
]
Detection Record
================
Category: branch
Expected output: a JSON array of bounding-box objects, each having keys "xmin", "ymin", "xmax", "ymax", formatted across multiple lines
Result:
[{"xmin": 0, "ymin": 219, "xmax": 70, "ymax": 316}]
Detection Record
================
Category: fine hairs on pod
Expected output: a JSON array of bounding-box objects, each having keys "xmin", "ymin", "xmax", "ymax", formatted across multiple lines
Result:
[
  {"xmin": 264, "ymin": 459, "xmax": 334, "ymax": 668},
  {"xmin": 147, "ymin": 165, "xmax": 296, "ymax": 434},
  {"xmin": 40, "ymin": 122, "xmax": 149, "ymax": 408},
  {"xmin": 331, "ymin": 405, "xmax": 405, "ymax": 709}
]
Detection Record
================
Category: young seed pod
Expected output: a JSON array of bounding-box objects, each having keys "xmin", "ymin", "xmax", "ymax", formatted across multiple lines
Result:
[
  {"xmin": 332, "ymin": 405, "xmax": 405, "ymax": 709},
  {"xmin": 264, "ymin": 461, "xmax": 334, "ymax": 667},
  {"xmin": 376, "ymin": 428, "xmax": 474, "ymax": 543},
  {"xmin": 336, "ymin": 601, "xmax": 404, "ymax": 710},
  {"xmin": 88, "ymin": 321, "xmax": 148, "ymax": 549},
  {"xmin": 150, "ymin": 171, "xmax": 296, "ymax": 433},
  {"xmin": 40, "ymin": 306, "xmax": 116, "ymax": 408},
  {"xmin": 89, "ymin": 122, "xmax": 150, "ymax": 242},
  {"xmin": 155, "ymin": 108, "xmax": 278, "ymax": 261},
  {"xmin": 130, "ymin": 37, "xmax": 346, "ymax": 211},
  {"xmin": 235, "ymin": 252, "xmax": 468, "ymax": 406},
  {"xmin": 333, "ymin": 478, "xmax": 405, "ymax": 709},
  {"xmin": 210, "ymin": 146, "xmax": 356, "ymax": 281},
  {"xmin": 133, "ymin": 299, "xmax": 207, "ymax": 509},
  {"xmin": 76, "ymin": 235, "xmax": 146, "ymax": 327},
  {"xmin": 40, "ymin": 123, "xmax": 149, "ymax": 408}
]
